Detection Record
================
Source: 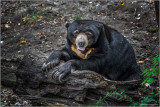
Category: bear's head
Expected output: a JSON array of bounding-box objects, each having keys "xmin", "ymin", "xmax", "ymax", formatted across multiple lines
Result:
[{"xmin": 66, "ymin": 20, "xmax": 104, "ymax": 52}]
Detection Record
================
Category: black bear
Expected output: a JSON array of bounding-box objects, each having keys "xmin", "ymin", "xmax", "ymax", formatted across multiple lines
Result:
[{"xmin": 42, "ymin": 20, "xmax": 142, "ymax": 83}]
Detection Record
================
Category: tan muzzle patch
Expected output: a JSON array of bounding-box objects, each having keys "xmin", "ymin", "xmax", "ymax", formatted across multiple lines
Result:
[{"xmin": 75, "ymin": 33, "xmax": 88, "ymax": 48}]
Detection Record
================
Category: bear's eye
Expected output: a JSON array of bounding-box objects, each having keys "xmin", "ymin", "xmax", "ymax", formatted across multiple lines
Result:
[
  {"xmin": 85, "ymin": 32, "xmax": 93, "ymax": 38},
  {"xmin": 73, "ymin": 30, "xmax": 79, "ymax": 36}
]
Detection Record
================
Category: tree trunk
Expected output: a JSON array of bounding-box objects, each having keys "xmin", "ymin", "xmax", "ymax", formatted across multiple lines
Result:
[{"xmin": 155, "ymin": 1, "xmax": 159, "ymax": 26}]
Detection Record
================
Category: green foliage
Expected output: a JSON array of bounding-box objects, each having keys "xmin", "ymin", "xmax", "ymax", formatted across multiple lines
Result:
[
  {"xmin": 25, "ymin": 9, "xmax": 51, "ymax": 24},
  {"xmin": 17, "ymin": 6, "xmax": 53, "ymax": 25},
  {"xmin": 96, "ymin": 91, "xmax": 117, "ymax": 106},
  {"xmin": 96, "ymin": 90, "xmax": 159, "ymax": 106},
  {"xmin": 0, "ymin": 102, "xmax": 4, "ymax": 106},
  {"xmin": 131, "ymin": 91, "xmax": 159, "ymax": 106},
  {"xmin": 132, "ymin": 55, "xmax": 159, "ymax": 106},
  {"xmin": 96, "ymin": 90, "xmax": 132, "ymax": 106},
  {"xmin": 96, "ymin": 96, "xmax": 102, "ymax": 106},
  {"xmin": 72, "ymin": 8, "xmax": 82, "ymax": 20},
  {"xmin": 73, "ymin": 15, "xmax": 82, "ymax": 20},
  {"xmin": 141, "ymin": 55, "xmax": 159, "ymax": 85}
]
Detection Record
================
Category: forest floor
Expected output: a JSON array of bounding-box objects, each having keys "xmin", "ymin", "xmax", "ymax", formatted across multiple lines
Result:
[{"xmin": 1, "ymin": 0, "xmax": 159, "ymax": 106}]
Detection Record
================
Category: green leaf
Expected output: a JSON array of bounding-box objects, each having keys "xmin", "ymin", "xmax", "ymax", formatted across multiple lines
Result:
[
  {"xmin": 33, "ymin": 16, "xmax": 37, "ymax": 19},
  {"xmin": 142, "ymin": 69, "xmax": 148, "ymax": 75},
  {"xmin": 0, "ymin": 102, "xmax": 4, "ymax": 106},
  {"xmin": 151, "ymin": 68, "xmax": 159, "ymax": 76},
  {"xmin": 112, "ymin": 90, "xmax": 117, "ymax": 94},
  {"xmin": 118, "ymin": 96, "xmax": 123, "ymax": 100},
  {"xmin": 146, "ymin": 72, "xmax": 152, "ymax": 77},
  {"xmin": 129, "ymin": 98, "xmax": 133, "ymax": 102},
  {"xmin": 148, "ymin": 91, "xmax": 154, "ymax": 95},
  {"xmin": 103, "ymin": 100, "xmax": 108, "ymax": 105},
  {"xmin": 146, "ymin": 98, "xmax": 155, "ymax": 103},
  {"xmin": 124, "ymin": 95, "xmax": 127, "ymax": 99},
  {"xmin": 143, "ymin": 70, "xmax": 151, "ymax": 77},
  {"xmin": 6, "ymin": 58, "xmax": 11, "ymax": 61},
  {"xmin": 131, "ymin": 102, "xmax": 139, "ymax": 106},
  {"xmin": 108, "ymin": 91, "xmax": 115, "ymax": 96},
  {"xmin": 153, "ymin": 55, "xmax": 159, "ymax": 67},
  {"xmin": 146, "ymin": 78, "xmax": 155, "ymax": 84},
  {"xmin": 156, "ymin": 25, "xmax": 158, "ymax": 28},
  {"xmin": 96, "ymin": 96, "xmax": 102, "ymax": 106},
  {"xmin": 120, "ymin": 90, "xmax": 125, "ymax": 94},
  {"xmin": 141, "ymin": 79, "xmax": 148, "ymax": 85},
  {"xmin": 154, "ymin": 92, "xmax": 160, "ymax": 96}
]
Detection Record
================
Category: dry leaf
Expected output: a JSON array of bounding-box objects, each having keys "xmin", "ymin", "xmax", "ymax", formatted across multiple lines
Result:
[
  {"xmin": 130, "ymin": 22, "xmax": 134, "ymax": 24},
  {"xmin": 60, "ymin": 17, "xmax": 63, "ymax": 20},
  {"xmin": 37, "ymin": 32, "xmax": 43, "ymax": 35},
  {"xmin": 40, "ymin": 4, "xmax": 45, "ymax": 7},
  {"xmin": 89, "ymin": 5, "xmax": 93, "ymax": 8},
  {"xmin": 48, "ymin": 6, "xmax": 52, "ymax": 10},
  {"xmin": 120, "ymin": 2, "xmax": 125, "ymax": 6},
  {"xmin": 54, "ymin": 103, "xmax": 65, "ymax": 106},
  {"xmin": 7, "ymin": 20, "xmax": 10, "ymax": 23},
  {"xmin": 144, "ymin": 1, "xmax": 153, "ymax": 4},
  {"xmin": 138, "ymin": 91, "xmax": 142, "ymax": 96},
  {"xmin": 138, "ymin": 61, "xmax": 144, "ymax": 64},
  {"xmin": 19, "ymin": 1, "xmax": 22, "ymax": 4},
  {"xmin": 147, "ymin": 1, "xmax": 153, "ymax": 4},
  {"xmin": 153, "ymin": 18, "xmax": 156, "ymax": 21},
  {"xmin": 22, "ymin": 17, "xmax": 27, "ymax": 22},
  {"xmin": 145, "ymin": 58, "xmax": 149, "ymax": 61},
  {"xmin": 152, "ymin": 36, "xmax": 157, "ymax": 39},
  {"xmin": 5, "ymin": 24, "xmax": 10, "ymax": 28},
  {"xmin": 20, "ymin": 38, "xmax": 26, "ymax": 43},
  {"xmin": 18, "ymin": 23, "xmax": 21, "ymax": 26},
  {"xmin": 38, "ymin": 19, "xmax": 42, "ymax": 21},
  {"xmin": 145, "ymin": 33, "xmax": 149, "ymax": 35}
]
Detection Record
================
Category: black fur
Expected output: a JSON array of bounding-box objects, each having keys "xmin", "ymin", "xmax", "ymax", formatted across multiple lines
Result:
[{"xmin": 42, "ymin": 20, "xmax": 142, "ymax": 83}]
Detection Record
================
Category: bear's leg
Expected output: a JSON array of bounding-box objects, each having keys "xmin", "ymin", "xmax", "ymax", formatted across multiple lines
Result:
[
  {"xmin": 52, "ymin": 57, "xmax": 105, "ymax": 83},
  {"xmin": 41, "ymin": 50, "xmax": 71, "ymax": 72}
]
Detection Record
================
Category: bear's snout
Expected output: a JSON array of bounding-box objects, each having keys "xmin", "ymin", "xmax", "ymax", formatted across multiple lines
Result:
[
  {"xmin": 75, "ymin": 33, "xmax": 88, "ymax": 51},
  {"xmin": 78, "ymin": 38, "xmax": 85, "ymax": 47}
]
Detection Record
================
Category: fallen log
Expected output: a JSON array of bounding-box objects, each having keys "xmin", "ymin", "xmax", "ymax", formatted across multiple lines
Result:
[
  {"xmin": 1, "ymin": 56, "xmax": 23, "ymax": 87},
  {"xmin": 14, "ymin": 49, "xmax": 142, "ymax": 106},
  {"xmin": 19, "ymin": 95, "xmax": 81, "ymax": 106}
]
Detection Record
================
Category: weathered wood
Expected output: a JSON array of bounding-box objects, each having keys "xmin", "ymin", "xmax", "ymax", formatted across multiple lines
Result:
[
  {"xmin": 14, "ymin": 49, "xmax": 142, "ymax": 105},
  {"xmin": 1, "ymin": 56, "xmax": 22, "ymax": 87},
  {"xmin": 1, "ymin": 73, "xmax": 16, "ymax": 87},
  {"xmin": 19, "ymin": 95, "xmax": 81, "ymax": 106}
]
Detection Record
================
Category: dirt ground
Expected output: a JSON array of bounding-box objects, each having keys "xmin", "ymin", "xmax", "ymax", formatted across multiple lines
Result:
[{"xmin": 1, "ymin": 0, "xmax": 159, "ymax": 106}]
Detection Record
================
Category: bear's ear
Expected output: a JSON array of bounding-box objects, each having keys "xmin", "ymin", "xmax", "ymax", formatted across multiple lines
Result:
[
  {"xmin": 97, "ymin": 23, "xmax": 106, "ymax": 35},
  {"xmin": 66, "ymin": 23, "xmax": 71, "ymax": 28},
  {"xmin": 98, "ymin": 23, "xmax": 111, "ymax": 43},
  {"xmin": 97, "ymin": 23, "xmax": 103, "ymax": 30}
]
